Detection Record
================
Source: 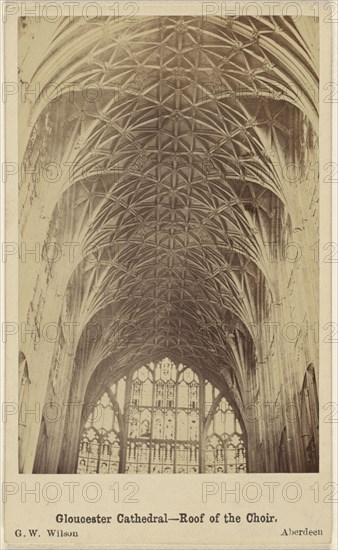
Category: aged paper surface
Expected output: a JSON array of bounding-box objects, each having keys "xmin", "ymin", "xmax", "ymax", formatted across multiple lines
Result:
[{"xmin": 1, "ymin": 0, "xmax": 337, "ymax": 548}]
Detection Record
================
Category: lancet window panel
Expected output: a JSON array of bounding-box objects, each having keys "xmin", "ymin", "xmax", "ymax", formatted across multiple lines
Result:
[
  {"xmin": 124, "ymin": 359, "xmax": 200, "ymax": 473},
  {"xmin": 205, "ymin": 398, "xmax": 247, "ymax": 473},
  {"xmin": 19, "ymin": 352, "xmax": 31, "ymax": 473},
  {"xmin": 76, "ymin": 358, "xmax": 247, "ymax": 473},
  {"xmin": 77, "ymin": 380, "xmax": 125, "ymax": 474},
  {"xmin": 300, "ymin": 364, "xmax": 319, "ymax": 472},
  {"xmin": 278, "ymin": 427, "xmax": 290, "ymax": 473}
]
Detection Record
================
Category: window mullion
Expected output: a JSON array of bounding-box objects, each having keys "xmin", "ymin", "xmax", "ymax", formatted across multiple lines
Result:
[
  {"xmin": 121, "ymin": 372, "xmax": 133, "ymax": 473},
  {"xmin": 148, "ymin": 370, "xmax": 156, "ymax": 473},
  {"xmin": 199, "ymin": 376, "xmax": 205, "ymax": 473},
  {"xmin": 97, "ymin": 432, "xmax": 103, "ymax": 474},
  {"xmin": 173, "ymin": 369, "xmax": 180, "ymax": 473}
]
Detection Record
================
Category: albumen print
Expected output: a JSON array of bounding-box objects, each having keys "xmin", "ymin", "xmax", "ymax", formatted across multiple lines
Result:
[{"xmin": 2, "ymin": 2, "xmax": 336, "ymax": 548}]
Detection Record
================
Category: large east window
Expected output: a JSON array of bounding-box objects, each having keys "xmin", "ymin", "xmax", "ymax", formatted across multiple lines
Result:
[{"xmin": 77, "ymin": 358, "xmax": 247, "ymax": 473}]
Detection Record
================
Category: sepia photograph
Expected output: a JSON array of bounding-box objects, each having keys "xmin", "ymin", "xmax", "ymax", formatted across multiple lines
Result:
[
  {"xmin": 17, "ymin": 13, "xmax": 320, "ymax": 476},
  {"xmin": 3, "ymin": 1, "xmax": 337, "ymax": 548}
]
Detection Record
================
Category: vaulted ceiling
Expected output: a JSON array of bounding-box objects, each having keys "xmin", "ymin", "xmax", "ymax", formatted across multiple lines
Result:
[{"xmin": 20, "ymin": 16, "xmax": 318, "ymax": 396}]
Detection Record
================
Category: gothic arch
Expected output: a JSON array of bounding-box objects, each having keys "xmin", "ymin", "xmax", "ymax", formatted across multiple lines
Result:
[{"xmin": 76, "ymin": 358, "xmax": 247, "ymax": 474}]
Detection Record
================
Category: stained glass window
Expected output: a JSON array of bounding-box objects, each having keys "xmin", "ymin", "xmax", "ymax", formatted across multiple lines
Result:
[{"xmin": 77, "ymin": 358, "xmax": 247, "ymax": 473}]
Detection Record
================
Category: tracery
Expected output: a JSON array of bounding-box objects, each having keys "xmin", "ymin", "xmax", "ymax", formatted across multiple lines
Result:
[{"xmin": 77, "ymin": 358, "xmax": 246, "ymax": 473}]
